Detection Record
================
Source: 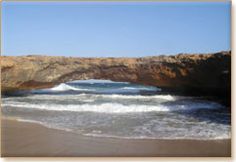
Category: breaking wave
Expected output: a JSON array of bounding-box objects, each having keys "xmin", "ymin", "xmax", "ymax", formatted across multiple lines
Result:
[
  {"xmin": 1, "ymin": 79, "xmax": 230, "ymax": 140},
  {"xmin": 2, "ymin": 101, "xmax": 223, "ymax": 113},
  {"xmin": 49, "ymin": 83, "xmax": 89, "ymax": 91},
  {"xmin": 33, "ymin": 82, "xmax": 160, "ymax": 94}
]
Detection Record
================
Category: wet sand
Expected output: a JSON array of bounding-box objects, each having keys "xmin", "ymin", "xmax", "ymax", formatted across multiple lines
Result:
[{"xmin": 1, "ymin": 119, "xmax": 231, "ymax": 157}]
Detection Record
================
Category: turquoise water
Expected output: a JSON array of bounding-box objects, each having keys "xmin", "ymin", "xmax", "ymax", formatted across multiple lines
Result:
[{"xmin": 2, "ymin": 80, "xmax": 231, "ymax": 139}]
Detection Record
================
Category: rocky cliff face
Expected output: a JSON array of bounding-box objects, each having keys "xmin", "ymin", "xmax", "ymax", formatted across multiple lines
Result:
[{"xmin": 1, "ymin": 51, "xmax": 231, "ymax": 102}]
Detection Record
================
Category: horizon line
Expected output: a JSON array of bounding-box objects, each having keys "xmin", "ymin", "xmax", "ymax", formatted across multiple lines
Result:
[{"xmin": 1, "ymin": 50, "xmax": 231, "ymax": 58}]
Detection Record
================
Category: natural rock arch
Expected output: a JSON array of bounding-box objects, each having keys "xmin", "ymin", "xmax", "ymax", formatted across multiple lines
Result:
[{"xmin": 1, "ymin": 51, "xmax": 231, "ymax": 99}]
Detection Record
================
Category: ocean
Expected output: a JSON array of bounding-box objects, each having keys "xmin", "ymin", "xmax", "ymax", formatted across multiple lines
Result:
[{"xmin": 2, "ymin": 79, "xmax": 231, "ymax": 140}]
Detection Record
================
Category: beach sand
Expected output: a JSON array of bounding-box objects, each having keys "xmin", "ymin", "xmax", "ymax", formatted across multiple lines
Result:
[{"xmin": 1, "ymin": 119, "xmax": 231, "ymax": 157}]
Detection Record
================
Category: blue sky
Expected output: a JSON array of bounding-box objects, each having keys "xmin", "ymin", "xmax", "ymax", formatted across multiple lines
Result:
[{"xmin": 2, "ymin": 2, "xmax": 231, "ymax": 57}]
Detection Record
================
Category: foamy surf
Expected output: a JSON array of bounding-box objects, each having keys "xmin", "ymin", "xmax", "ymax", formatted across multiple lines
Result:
[
  {"xmin": 121, "ymin": 86, "xmax": 160, "ymax": 91},
  {"xmin": 11, "ymin": 112, "xmax": 231, "ymax": 140},
  {"xmin": 31, "ymin": 83, "xmax": 160, "ymax": 95},
  {"xmin": 83, "ymin": 132, "xmax": 231, "ymax": 140},
  {"xmin": 2, "ymin": 100, "xmax": 223, "ymax": 113},
  {"xmin": 49, "ymin": 83, "xmax": 90, "ymax": 92},
  {"xmin": 34, "ymin": 81, "xmax": 161, "ymax": 94},
  {"xmin": 1, "ymin": 79, "xmax": 230, "ymax": 140},
  {"xmin": 4, "ymin": 93, "xmax": 177, "ymax": 102}
]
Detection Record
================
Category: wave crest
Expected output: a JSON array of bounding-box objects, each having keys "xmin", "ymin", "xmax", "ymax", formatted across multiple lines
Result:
[
  {"xmin": 44, "ymin": 83, "xmax": 90, "ymax": 92},
  {"xmin": 2, "ymin": 101, "xmax": 223, "ymax": 113}
]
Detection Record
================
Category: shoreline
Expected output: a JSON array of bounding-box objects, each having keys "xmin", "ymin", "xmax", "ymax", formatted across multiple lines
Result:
[
  {"xmin": 1, "ymin": 118, "xmax": 231, "ymax": 157},
  {"xmin": 3, "ymin": 117, "xmax": 231, "ymax": 141}
]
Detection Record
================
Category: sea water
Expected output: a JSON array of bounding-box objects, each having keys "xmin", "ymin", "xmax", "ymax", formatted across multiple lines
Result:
[{"xmin": 1, "ymin": 79, "xmax": 231, "ymax": 139}]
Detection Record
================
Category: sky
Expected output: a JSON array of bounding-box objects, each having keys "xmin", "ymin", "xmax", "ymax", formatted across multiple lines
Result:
[{"xmin": 2, "ymin": 2, "xmax": 231, "ymax": 57}]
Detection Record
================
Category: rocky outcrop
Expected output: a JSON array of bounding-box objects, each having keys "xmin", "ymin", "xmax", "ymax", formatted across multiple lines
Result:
[{"xmin": 1, "ymin": 51, "xmax": 231, "ymax": 101}]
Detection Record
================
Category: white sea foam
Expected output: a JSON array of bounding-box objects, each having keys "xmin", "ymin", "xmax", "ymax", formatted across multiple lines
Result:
[
  {"xmin": 2, "ymin": 101, "xmax": 222, "ymax": 113},
  {"xmin": 2, "ymin": 93, "xmax": 177, "ymax": 101},
  {"xmin": 36, "ymin": 83, "xmax": 159, "ymax": 93},
  {"xmin": 12, "ymin": 118, "xmax": 231, "ymax": 140},
  {"xmin": 2, "ymin": 103, "xmax": 169, "ymax": 113},
  {"xmin": 2, "ymin": 79, "xmax": 230, "ymax": 140},
  {"xmin": 105, "ymin": 94, "xmax": 176, "ymax": 100},
  {"xmin": 42, "ymin": 83, "xmax": 90, "ymax": 92},
  {"xmin": 83, "ymin": 132, "xmax": 231, "ymax": 140},
  {"xmin": 8, "ymin": 116, "xmax": 230, "ymax": 140},
  {"xmin": 51, "ymin": 83, "xmax": 82, "ymax": 91}
]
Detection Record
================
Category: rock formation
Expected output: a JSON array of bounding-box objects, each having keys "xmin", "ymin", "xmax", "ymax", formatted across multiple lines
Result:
[{"xmin": 1, "ymin": 51, "xmax": 231, "ymax": 103}]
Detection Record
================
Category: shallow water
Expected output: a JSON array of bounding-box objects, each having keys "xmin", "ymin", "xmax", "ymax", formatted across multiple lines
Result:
[{"xmin": 2, "ymin": 79, "xmax": 231, "ymax": 139}]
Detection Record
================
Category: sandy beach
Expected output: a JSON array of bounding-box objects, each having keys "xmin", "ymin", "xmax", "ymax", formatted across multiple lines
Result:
[
  {"xmin": 1, "ymin": 0, "xmax": 232, "ymax": 158},
  {"xmin": 1, "ymin": 118, "xmax": 231, "ymax": 157}
]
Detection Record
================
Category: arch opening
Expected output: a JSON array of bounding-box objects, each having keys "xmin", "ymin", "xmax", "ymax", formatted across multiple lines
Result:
[{"xmin": 30, "ymin": 79, "xmax": 161, "ymax": 96}]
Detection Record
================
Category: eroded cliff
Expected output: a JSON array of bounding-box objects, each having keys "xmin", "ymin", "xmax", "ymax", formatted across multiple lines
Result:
[{"xmin": 1, "ymin": 51, "xmax": 231, "ymax": 101}]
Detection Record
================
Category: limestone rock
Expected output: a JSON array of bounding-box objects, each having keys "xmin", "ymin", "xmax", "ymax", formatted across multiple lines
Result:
[{"xmin": 1, "ymin": 51, "xmax": 231, "ymax": 100}]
